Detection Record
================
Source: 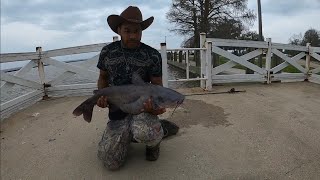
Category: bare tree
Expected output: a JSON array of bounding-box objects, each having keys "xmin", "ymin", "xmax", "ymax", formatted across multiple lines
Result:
[
  {"xmin": 289, "ymin": 33, "xmax": 303, "ymax": 45},
  {"xmin": 167, "ymin": 0, "xmax": 255, "ymax": 47},
  {"xmin": 167, "ymin": 0, "xmax": 255, "ymax": 66},
  {"xmin": 287, "ymin": 29, "xmax": 319, "ymax": 57}
]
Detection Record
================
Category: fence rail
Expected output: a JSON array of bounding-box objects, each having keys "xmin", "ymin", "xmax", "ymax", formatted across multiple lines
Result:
[
  {"xmin": 206, "ymin": 37, "xmax": 320, "ymax": 84},
  {"xmin": 0, "ymin": 52, "xmax": 39, "ymax": 63},
  {"xmin": 0, "ymin": 43, "xmax": 106, "ymax": 119},
  {"xmin": 1, "ymin": 34, "xmax": 320, "ymax": 120}
]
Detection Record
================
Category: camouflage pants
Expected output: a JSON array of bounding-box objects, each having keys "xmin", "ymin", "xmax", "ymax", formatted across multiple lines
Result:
[{"xmin": 97, "ymin": 113, "xmax": 164, "ymax": 170}]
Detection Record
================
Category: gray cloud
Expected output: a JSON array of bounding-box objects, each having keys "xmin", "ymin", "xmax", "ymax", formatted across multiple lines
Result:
[
  {"xmin": 1, "ymin": 0, "xmax": 320, "ymax": 54},
  {"xmin": 1, "ymin": 0, "xmax": 170, "ymax": 32},
  {"xmin": 0, "ymin": 1, "xmax": 180, "ymax": 53},
  {"xmin": 262, "ymin": 0, "xmax": 320, "ymax": 15}
]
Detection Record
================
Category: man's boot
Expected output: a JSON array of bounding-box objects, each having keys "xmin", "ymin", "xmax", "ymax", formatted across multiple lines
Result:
[
  {"xmin": 160, "ymin": 119, "xmax": 179, "ymax": 139},
  {"xmin": 146, "ymin": 143, "xmax": 160, "ymax": 161}
]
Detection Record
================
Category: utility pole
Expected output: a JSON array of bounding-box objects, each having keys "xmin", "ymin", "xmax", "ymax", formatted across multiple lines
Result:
[{"xmin": 257, "ymin": 0, "xmax": 263, "ymax": 67}]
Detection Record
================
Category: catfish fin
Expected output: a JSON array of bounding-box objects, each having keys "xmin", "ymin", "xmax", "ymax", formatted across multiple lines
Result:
[{"xmin": 72, "ymin": 96, "xmax": 99, "ymax": 123}]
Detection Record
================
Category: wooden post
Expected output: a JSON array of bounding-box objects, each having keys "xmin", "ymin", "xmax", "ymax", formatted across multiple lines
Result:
[
  {"xmin": 305, "ymin": 43, "xmax": 311, "ymax": 81},
  {"xmin": 200, "ymin": 32, "xmax": 206, "ymax": 88},
  {"xmin": 186, "ymin": 51, "xmax": 190, "ymax": 79},
  {"xmin": 265, "ymin": 38, "xmax": 272, "ymax": 84},
  {"xmin": 160, "ymin": 43, "xmax": 168, "ymax": 87},
  {"xmin": 171, "ymin": 51, "xmax": 174, "ymax": 61},
  {"xmin": 179, "ymin": 51, "xmax": 183, "ymax": 63},
  {"xmin": 257, "ymin": 0, "xmax": 263, "ymax": 68},
  {"xmin": 36, "ymin": 47, "xmax": 48, "ymax": 99},
  {"xmin": 174, "ymin": 51, "xmax": 177, "ymax": 62},
  {"xmin": 206, "ymin": 41, "xmax": 212, "ymax": 90}
]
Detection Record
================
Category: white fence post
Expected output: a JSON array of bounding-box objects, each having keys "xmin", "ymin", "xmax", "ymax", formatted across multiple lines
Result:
[
  {"xmin": 36, "ymin": 47, "xmax": 47, "ymax": 99},
  {"xmin": 305, "ymin": 43, "xmax": 311, "ymax": 81},
  {"xmin": 186, "ymin": 50, "xmax": 190, "ymax": 79},
  {"xmin": 160, "ymin": 43, "xmax": 169, "ymax": 87},
  {"xmin": 206, "ymin": 41, "xmax": 212, "ymax": 90},
  {"xmin": 266, "ymin": 38, "xmax": 272, "ymax": 84},
  {"xmin": 200, "ymin": 32, "xmax": 206, "ymax": 89}
]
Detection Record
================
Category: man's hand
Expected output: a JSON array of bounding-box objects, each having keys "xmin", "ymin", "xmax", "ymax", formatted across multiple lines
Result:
[
  {"xmin": 142, "ymin": 98, "xmax": 166, "ymax": 115},
  {"xmin": 97, "ymin": 96, "xmax": 108, "ymax": 108}
]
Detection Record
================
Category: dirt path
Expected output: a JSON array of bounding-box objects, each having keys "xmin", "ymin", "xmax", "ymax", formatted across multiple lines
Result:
[{"xmin": 1, "ymin": 82, "xmax": 320, "ymax": 179}]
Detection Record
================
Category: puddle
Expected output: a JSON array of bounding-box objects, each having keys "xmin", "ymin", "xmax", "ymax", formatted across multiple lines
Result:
[{"xmin": 163, "ymin": 99, "xmax": 231, "ymax": 128}]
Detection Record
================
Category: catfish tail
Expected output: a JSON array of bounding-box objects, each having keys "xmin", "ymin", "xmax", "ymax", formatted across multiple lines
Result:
[{"xmin": 73, "ymin": 95, "xmax": 100, "ymax": 123}]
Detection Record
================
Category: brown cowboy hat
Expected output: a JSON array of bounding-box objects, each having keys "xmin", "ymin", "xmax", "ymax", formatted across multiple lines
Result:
[{"xmin": 107, "ymin": 6, "xmax": 154, "ymax": 34}]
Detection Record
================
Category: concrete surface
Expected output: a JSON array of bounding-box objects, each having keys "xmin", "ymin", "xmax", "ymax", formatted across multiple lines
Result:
[{"xmin": 1, "ymin": 82, "xmax": 320, "ymax": 180}]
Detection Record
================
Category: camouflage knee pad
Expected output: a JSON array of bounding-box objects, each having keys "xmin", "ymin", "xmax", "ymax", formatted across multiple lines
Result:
[
  {"xmin": 131, "ymin": 113, "xmax": 164, "ymax": 147},
  {"xmin": 97, "ymin": 113, "xmax": 164, "ymax": 169},
  {"xmin": 97, "ymin": 117, "xmax": 132, "ymax": 170}
]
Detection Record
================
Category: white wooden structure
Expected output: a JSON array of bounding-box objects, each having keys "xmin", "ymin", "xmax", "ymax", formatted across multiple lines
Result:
[
  {"xmin": 160, "ymin": 42, "xmax": 212, "ymax": 90},
  {"xmin": 204, "ymin": 37, "xmax": 320, "ymax": 84},
  {"xmin": 1, "ymin": 34, "xmax": 320, "ymax": 120},
  {"xmin": 1, "ymin": 42, "xmax": 107, "ymax": 120}
]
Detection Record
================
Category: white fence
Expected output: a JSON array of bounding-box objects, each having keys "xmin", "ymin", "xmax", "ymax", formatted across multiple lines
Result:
[
  {"xmin": 308, "ymin": 46, "xmax": 320, "ymax": 83},
  {"xmin": 159, "ymin": 34, "xmax": 320, "ymax": 86},
  {"xmin": 205, "ymin": 37, "xmax": 320, "ymax": 84},
  {"xmin": 0, "ymin": 36, "xmax": 211, "ymax": 120},
  {"xmin": 1, "ymin": 34, "xmax": 320, "ymax": 120},
  {"xmin": 1, "ymin": 42, "xmax": 107, "ymax": 120}
]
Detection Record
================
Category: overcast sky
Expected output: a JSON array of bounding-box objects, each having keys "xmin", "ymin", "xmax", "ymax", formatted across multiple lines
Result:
[{"xmin": 1, "ymin": 0, "xmax": 320, "ymax": 53}]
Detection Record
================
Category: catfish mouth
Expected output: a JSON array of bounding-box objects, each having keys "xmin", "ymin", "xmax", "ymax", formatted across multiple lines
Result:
[
  {"xmin": 173, "ymin": 97, "xmax": 185, "ymax": 107},
  {"xmin": 163, "ymin": 100, "xmax": 184, "ymax": 108},
  {"xmin": 168, "ymin": 98, "xmax": 184, "ymax": 118}
]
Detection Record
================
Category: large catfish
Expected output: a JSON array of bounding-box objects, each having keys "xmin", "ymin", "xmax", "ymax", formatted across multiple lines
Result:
[{"xmin": 72, "ymin": 73, "xmax": 185, "ymax": 122}]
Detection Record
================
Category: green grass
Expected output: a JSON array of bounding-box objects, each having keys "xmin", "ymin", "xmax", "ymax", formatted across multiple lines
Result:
[
  {"xmin": 217, "ymin": 56, "xmax": 249, "ymax": 70},
  {"xmin": 282, "ymin": 65, "xmax": 301, "ymax": 73}
]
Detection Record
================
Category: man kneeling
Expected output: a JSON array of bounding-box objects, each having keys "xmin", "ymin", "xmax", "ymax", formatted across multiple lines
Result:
[{"xmin": 96, "ymin": 6, "xmax": 179, "ymax": 170}]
